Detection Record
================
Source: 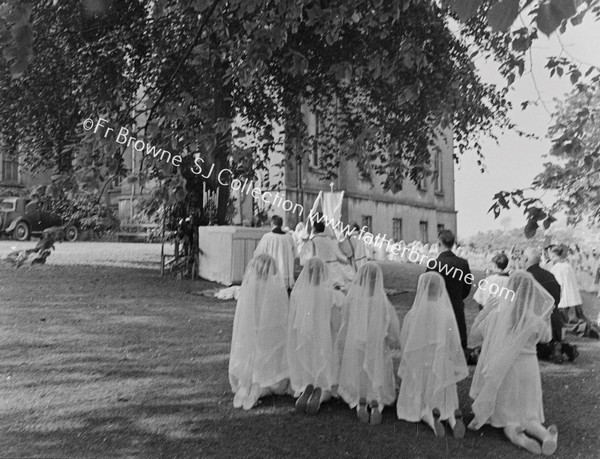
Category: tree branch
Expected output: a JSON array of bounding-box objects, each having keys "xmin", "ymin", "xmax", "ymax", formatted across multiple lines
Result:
[{"xmin": 144, "ymin": 0, "xmax": 222, "ymax": 132}]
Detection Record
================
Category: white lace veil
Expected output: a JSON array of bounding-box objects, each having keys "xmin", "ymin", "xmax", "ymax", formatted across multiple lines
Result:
[
  {"xmin": 288, "ymin": 257, "xmax": 335, "ymax": 390},
  {"xmin": 398, "ymin": 272, "xmax": 468, "ymax": 399},
  {"xmin": 337, "ymin": 262, "xmax": 391, "ymax": 405},
  {"xmin": 470, "ymin": 270, "xmax": 554, "ymax": 428},
  {"xmin": 229, "ymin": 253, "xmax": 289, "ymax": 392}
]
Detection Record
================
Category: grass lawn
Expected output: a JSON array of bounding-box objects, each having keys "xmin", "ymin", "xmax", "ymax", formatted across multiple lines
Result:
[{"xmin": 0, "ymin": 261, "xmax": 598, "ymax": 458}]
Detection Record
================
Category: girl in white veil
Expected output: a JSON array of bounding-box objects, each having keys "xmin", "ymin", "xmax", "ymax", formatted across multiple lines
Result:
[
  {"xmin": 469, "ymin": 271, "xmax": 558, "ymax": 456},
  {"xmin": 397, "ymin": 272, "xmax": 468, "ymax": 438},
  {"xmin": 335, "ymin": 262, "xmax": 401, "ymax": 425},
  {"xmin": 229, "ymin": 254, "xmax": 290, "ymax": 410},
  {"xmin": 287, "ymin": 258, "xmax": 345, "ymax": 415}
]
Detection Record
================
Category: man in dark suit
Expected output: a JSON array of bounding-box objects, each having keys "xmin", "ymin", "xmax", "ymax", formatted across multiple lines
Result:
[
  {"xmin": 522, "ymin": 247, "xmax": 578, "ymax": 363},
  {"xmin": 426, "ymin": 230, "xmax": 472, "ymax": 350}
]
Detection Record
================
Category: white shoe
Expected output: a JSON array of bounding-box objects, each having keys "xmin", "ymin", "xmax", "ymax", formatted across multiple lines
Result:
[
  {"xmin": 243, "ymin": 383, "xmax": 261, "ymax": 410},
  {"xmin": 542, "ymin": 425, "xmax": 558, "ymax": 456},
  {"xmin": 233, "ymin": 386, "xmax": 249, "ymax": 409}
]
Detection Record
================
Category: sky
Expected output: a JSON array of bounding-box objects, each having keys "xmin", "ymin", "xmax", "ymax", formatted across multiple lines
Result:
[{"xmin": 454, "ymin": 15, "xmax": 600, "ymax": 237}]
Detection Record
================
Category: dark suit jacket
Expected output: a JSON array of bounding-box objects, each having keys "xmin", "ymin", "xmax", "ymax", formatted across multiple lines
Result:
[
  {"xmin": 426, "ymin": 250, "xmax": 472, "ymax": 309},
  {"xmin": 527, "ymin": 264, "xmax": 561, "ymax": 306}
]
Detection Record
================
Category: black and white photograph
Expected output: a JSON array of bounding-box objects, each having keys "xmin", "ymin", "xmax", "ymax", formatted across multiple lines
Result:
[{"xmin": 0, "ymin": 0, "xmax": 599, "ymax": 457}]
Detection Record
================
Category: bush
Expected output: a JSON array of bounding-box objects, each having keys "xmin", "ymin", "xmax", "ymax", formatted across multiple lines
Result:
[{"xmin": 41, "ymin": 190, "xmax": 117, "ymax": 233}]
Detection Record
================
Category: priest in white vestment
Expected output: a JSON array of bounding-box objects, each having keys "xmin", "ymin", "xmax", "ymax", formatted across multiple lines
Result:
[
  {"xmin": 254, "ymin": 215, "xmax": 296, "ymax": 290},
  {"xmin": 339, "ymin": 223, "xmax": 372, "ymax": 272},
  {"xmin": 299, "ymin": 221, "xmax": 354, "ymax": 290}
]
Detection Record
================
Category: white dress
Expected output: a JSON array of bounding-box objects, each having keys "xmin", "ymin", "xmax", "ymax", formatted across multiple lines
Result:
[
  {"xmin": 229, "ymin": 254, "xmax": 290, "ymax": 393},
  {"xmin": 287, "ymin": 258, "xmax": 345, "ymax": 395},
  {"xmin": 469, "ymin": 271, "xmax": 554, "ymax": 430},
  {"xmin": 254, "ymin": 231, "xmax": 296, "ymax": 289},
  {"xmin": 486, "ymin": 342, "xmax": 546, "ymax": 427},
  {"xmin": 335, "ymin": 263, "xmax": 400, "ymax": 411},
  {"xmin": 550, "ymin": 261, "xmax": 582, "ymax": 308},
  {"xmin": 397, "ymin": 272, "xmax": 468, "ymax": 422}
]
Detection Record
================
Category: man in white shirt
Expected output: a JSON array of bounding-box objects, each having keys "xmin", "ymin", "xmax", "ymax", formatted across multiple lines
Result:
[{"xmin": 254, "ymin": 215, "xmax": 296, "ymax": 291}]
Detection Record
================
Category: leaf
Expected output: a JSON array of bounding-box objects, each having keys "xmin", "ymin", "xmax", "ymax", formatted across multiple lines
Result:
[
  {"xmin": 445, "ymin": 0, "xmax": 485, "ymax": 21},
  {"xmin": 570, "ymin": 10, "xmax": 586, "ymax": 25},
  {"xmin": 570, "ymin": 69, "xmax": 581, "ymax": 84},
  {"xmin": 551, "ymin": 0, "xmax": 577, "ymax": 19},
  {"xmin": 543, "ymin": 215, "xmax": 557, "ymax": 229},
  {"xmin": 537, "ymin": 2, "xmax": 565, "ymax": 35},
  {"xmin": 524, "ymin": 220, "xmax": 539, "ymax": 238},
  {"xmin": 512, "ymin": 36, "xmax": 531, "ymax": 52},
  {"xmin": 487, "ymin": 0, "xmax": 520, "ymax": 32}
]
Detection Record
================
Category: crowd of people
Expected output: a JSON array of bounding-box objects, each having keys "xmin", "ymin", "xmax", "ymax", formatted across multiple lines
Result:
[{"xmin": 228, "ymin": 214, "xmax": 599, "ymax": 455}]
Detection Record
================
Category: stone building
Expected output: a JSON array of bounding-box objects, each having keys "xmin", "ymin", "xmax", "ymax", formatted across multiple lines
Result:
[
  {"xmin": 2, "ymin": 104, "xmax": 457, "ymax": 242},
  {"xmin": 234, "ymin": 107, "xmax": 457, "ymax": 243}
]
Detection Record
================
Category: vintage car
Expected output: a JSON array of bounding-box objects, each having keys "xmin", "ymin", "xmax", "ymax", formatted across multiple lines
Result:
[{"xmin": 0, "ymin": 197, "xmax": 78, "ymax": 242}]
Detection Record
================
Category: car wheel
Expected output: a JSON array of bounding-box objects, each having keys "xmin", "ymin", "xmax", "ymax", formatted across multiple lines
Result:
[
  {"xmin": 64, "ymin": 225, "xmax": 79, "ymax": 242},
  {"xmin": 13, "ymin": 222, "xmax": 30, "ymax": 241}
]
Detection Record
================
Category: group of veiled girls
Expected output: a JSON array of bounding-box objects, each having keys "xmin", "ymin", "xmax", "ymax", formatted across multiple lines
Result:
[{"xmin": 229, "ymin": 253, "xmax": 558, "ymax": 455}]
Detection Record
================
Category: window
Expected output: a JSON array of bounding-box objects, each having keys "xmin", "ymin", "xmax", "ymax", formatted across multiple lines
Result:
[
  {"xmin": 1, "ymin": 154, "xmax": 19, "ymax": 183},
  {"xmin": 437, "ymin": 224, "xmax": 445, "ymax": 236},
  {"xmin": 303, "ymin": 105, "xmax": 324, "ymax": 168},
  {"xmin": 417, "ymin": 172, "xmax": 427, "ymax": 191},
  {"xmin": 110, "ymin": 174, "xmax": 123, "ymax": 189},
  {"xmin": 434, "ymin": 150, "xmax": 443, "ymax": 193},
  {"xmin": 419, "ymin": 221, "xmax": 429, "ymax": 243},
  {"xmin": 361, "ymin": 215, "xmax": 372, "ymax": 233},
  {"xmin": 0, "ymin": 199, "xmax": 15, "ymax": 211},
  {"xmin": 393, "ymin": 218, "xmax": 403, "ymax": 241}
]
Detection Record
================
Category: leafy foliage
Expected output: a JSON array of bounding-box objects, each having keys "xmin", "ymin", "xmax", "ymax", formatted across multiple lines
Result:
[
  {"xmin": 490, "ymin": 86, "xmax": 599, "ymax": 236},
  {"xmin": 466, "ymin": 226, "xmax": 580, "ymax": 252},
  {"xmin": 40, "ymin": 183, "xmax": 117, "ymax": 233},
  {"xmin": 446, "ymin": 0, "xmax": 600, "ymax": 235},
  {"xmin": 0, "ymin": 0, "xmax": 513, "ymax": 224},
  {"xmin": 533, "ymin": 86, "xmax": 600, "ymax": 225}
]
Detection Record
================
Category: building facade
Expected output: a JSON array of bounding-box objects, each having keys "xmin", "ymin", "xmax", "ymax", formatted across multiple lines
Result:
[{"xmin": 240, "ymin": 106, "xmax": 458, "ymax": 243}]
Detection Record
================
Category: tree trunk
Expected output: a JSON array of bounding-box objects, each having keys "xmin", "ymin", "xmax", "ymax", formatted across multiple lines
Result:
[{"xmin": 211, "ymin": 37, "xmax": 233, "ymax": 226}]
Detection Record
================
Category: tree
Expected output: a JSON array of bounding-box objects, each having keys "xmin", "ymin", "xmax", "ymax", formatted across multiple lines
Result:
[
  {"xmin": 535, "ymin": 86, "xmax": 600, "ymax": 225},
  {"xmin": 1, "ymin": 1, "xmax": 512, "ymax": 211},
  {"xmin": 490, "ymin": 86, "xmax": 599, "ymax": 231},
  {"xmin": 443, "ymin": 0, "xmax": 600, "ymax": 236}
]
